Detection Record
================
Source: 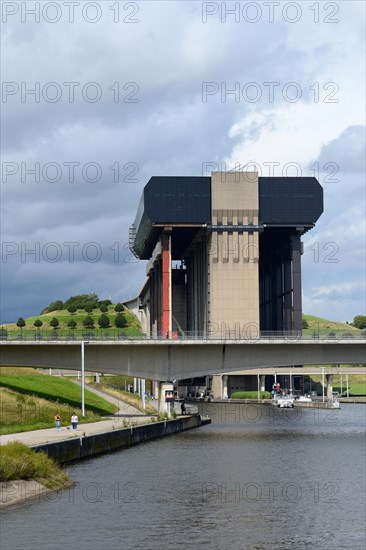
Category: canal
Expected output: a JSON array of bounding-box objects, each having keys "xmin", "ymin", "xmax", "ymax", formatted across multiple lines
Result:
[{"xmin": 1, "ymin": 403, "xmax": 365, "ymax": 550}]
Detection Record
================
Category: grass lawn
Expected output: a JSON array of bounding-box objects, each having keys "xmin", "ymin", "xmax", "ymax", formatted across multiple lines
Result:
[
  {"xmin": 0, "ymin": 368, "xmax": 117, "ymax": 419},
  {"xmin": 306, "ymin": 374, "xmax": 366, "ymax": 396},
  {"xmin": 0, "ymin": 386, "xmax": 108, "ymax": 434}
]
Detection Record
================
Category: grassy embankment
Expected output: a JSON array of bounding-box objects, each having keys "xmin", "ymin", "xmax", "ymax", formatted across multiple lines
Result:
[
  {"xmin": 304, "ymin": 374, "xmax": 366, "ymax": 397},
  {"xmin": 0, "ymin": 441, "xmax": 72, "ymax": 489},
  {"xmin": 0, "ymin": 367, "xmax": 118, "ymax": 434},
  {"xmin": 1, "ymin": 304, "xmax": 143, "ymax": 338}
]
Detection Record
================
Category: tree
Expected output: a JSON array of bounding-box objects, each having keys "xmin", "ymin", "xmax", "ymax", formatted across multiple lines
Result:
[
  {"xmin": 34, "ymin": 319, "xmax": 43, "ymax": 329},
  {"xmin": 67, "ymin": 319, "xmax": 77, "ymax": 330},
  {"xmin": 98, "ymin": 314, "xmax": 110, "ymax": 329},
  {"xmin": 42, "ymin": 300, "xmax": 64, "ymax": 314},
  {"xmin": 99, "ymin": 305, "xmax": 108, "ymax": 313},
  {"xmin": 64, "ymin": 293, "xmax": 99, "ymax": 311},
  {"xmin": 84, "ymin": 304, "xmax": 94, "ymax": 313},
  {"xmin": 302, "ymin": 319, "xmax": 309, "ymax": 329},
  {"xmin": 50, "ymin": 317, "xmax": 60, "ymax": 329},
  {"xmin": 352, "ymin": 315, "xmax": 366, "ymax": 330},
  {"xmin": 16, "ymin": 317, "xmax": 26, "ymax": 331},
  {"xmin": 51, "ymin": 300, "xmax": 63, "ymax": 311},
  {"xmin": 67, "ymin": 305, "xmax": 77, "ymax": 315},
  {"xmin": 115, "ymin": 312, "xmax": 127, "ymax": 328},
  {"xmin": 114, "ymin": 303, "xmax": 124, "ymax": 312},
  {"xmin": 98, "ymin": 299, "xmax": 112, "ymax": 308},
  {"xmin": 83, "ymin": 315, "xmax": 95, "ymax": 329}
]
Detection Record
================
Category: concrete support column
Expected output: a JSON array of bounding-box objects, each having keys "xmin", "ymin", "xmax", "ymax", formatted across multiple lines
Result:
[
  {"xmin": 161, "ymin": 232, "xmax": 172, "ymax": 337},
  {"xmin": 133, "ymin": 377, "xmax": 137, "ymax": 393},
  {"xmin": 283, "ymin": 257, "xmax": 292, "ymax": 332},
  {"xmin": 141, "ymin": 379, "xmax": 146, "ymax": 410},
  {"xmin": 222, "ymin": 375, "xmax": 228, "ymax": 399},
  {"xmin": 260, "ymin": 375, "xmax": 266, "ymax": 392},
  {"xmin": 326, "ymin": 374, "xmax": 333, "ymax": 399},
  {"xmin": 292, "ymin": 233, "xmax": 302, "ymax": 333},
  {"xmin": 152, "ymin": 380, "xmax": 159, "ymax": 399}
]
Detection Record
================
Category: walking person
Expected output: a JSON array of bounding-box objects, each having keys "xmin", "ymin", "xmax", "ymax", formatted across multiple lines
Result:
[
  {"xmin": 71, "ymin": 413, "xmax": 78, "ymax": 430},
  {"xmin": 54, "ymin": 413, "xmax": 61, "ymax": 430},
  {"xmin": 181, "ymin": 400, "xmax": 186, "ymax": 415}
]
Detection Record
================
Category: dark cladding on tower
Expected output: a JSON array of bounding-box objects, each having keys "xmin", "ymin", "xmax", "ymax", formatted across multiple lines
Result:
[{"xmin": 129, "ymin": 172, "xmax": 323, "ymax": 340}]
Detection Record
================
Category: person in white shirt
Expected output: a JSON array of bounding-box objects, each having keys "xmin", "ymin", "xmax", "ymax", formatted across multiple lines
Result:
[{"xmin": 71, "ymin": 413, "xmax": 78, "ymax": 430}]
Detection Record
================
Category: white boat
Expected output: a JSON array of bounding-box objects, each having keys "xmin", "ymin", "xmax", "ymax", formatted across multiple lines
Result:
[
  {"xmin": 297, "ymin": 395, "xmax": 312, "ymax": 403},
  {"xmin": 273, "ymin": 395, "xmax": 294, "ymax": 408}
]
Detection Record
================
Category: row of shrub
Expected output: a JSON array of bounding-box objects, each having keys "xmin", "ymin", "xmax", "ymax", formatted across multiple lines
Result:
[
  {"xmin": 230, "ymin": 391, "xmax": 272, "ymax": 399},
  {"xmin": 15, "ymin": 313, "xmax": 127, "ymax": 330}
]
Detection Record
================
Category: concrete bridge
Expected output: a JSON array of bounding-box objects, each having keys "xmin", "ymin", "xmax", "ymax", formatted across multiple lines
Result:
[{"xmin": 0, "ymin": 339, "xmax": 365, "ymax": 381}]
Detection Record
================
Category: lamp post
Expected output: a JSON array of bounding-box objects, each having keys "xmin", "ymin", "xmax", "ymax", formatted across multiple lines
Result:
[
  {"xmin": 81, "ymin": 341, "xmax": 86, "ymax": 417},
  {"xmin": 289, "ymin": 370, "xmax": 293, "ymax": 396}
]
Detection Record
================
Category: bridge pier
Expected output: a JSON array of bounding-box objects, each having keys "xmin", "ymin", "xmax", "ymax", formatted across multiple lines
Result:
[
  {"xmin": 222, "ymin": 375, "xmax": 228, "ymax": 399},
  {"xmin": 260, "ymin": 375, "xmax": 266, "ymax": 392},
  {"xmin": 158, "ymin": 382, "xmax": 175, "ymax": 416},
  {"xmin": 326, "ymin": 374, "xmax": 333, "ymax": 399}
]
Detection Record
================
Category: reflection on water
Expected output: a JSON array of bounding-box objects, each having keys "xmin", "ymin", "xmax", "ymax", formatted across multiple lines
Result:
[{"xmin": 1, "ymin": 404, "xmax": 365, "ymax": 550}]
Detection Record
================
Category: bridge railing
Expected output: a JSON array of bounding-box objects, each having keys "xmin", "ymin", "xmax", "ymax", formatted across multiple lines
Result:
[{"xmin": 0, "ymin": 329, "xmax": 364, "ymax": 342}]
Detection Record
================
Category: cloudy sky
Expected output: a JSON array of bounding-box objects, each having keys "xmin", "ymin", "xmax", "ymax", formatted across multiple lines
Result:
[{"xmin": 1, "ymin": 0, "xmax": 365, "ymax": 323}]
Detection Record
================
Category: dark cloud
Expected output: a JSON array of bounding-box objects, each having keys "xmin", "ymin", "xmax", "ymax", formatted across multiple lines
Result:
[{"xmin": 1, "ymin": 2, "xmax": 365, "ymax": 322}]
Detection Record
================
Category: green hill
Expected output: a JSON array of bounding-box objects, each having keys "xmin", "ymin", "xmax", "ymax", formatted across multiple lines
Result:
[
  {"xmin": 2, "ymin": 303, "xmax": 143, "ymax": 338},
  {"xmin": 302, "ymin": 314, "xmax": 362, "ymax": 337}
]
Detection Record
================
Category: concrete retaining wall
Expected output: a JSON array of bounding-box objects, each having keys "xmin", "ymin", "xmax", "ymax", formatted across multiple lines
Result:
[{"xmin": 33, "ymin": 415, "xmax": 210, "ymax": 464}]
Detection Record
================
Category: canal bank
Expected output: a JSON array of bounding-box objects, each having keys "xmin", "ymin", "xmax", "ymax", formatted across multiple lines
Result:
[{"xmin": 32, "ymin": 414, "xmax": 211, "ymax": 465}]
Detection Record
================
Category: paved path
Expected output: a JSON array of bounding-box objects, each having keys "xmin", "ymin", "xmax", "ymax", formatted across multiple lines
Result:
[
  {"xmin": 73, "ymin": 380, "xmax": 147, "ymax": 417},
  {"xmin": 0, "ymin": 384, "xmax": 157, "ymax": 448}
]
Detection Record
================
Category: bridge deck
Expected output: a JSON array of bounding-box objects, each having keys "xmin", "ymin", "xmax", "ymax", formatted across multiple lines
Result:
[{"xmin": 1, "ymin": 339, "xmax": 365, "ymax": 381}]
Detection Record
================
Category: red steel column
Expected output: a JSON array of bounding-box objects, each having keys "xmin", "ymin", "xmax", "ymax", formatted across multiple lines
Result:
[{"xmin": 161, "ymin": 231, "xmax": 172, "ymax": 337}]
